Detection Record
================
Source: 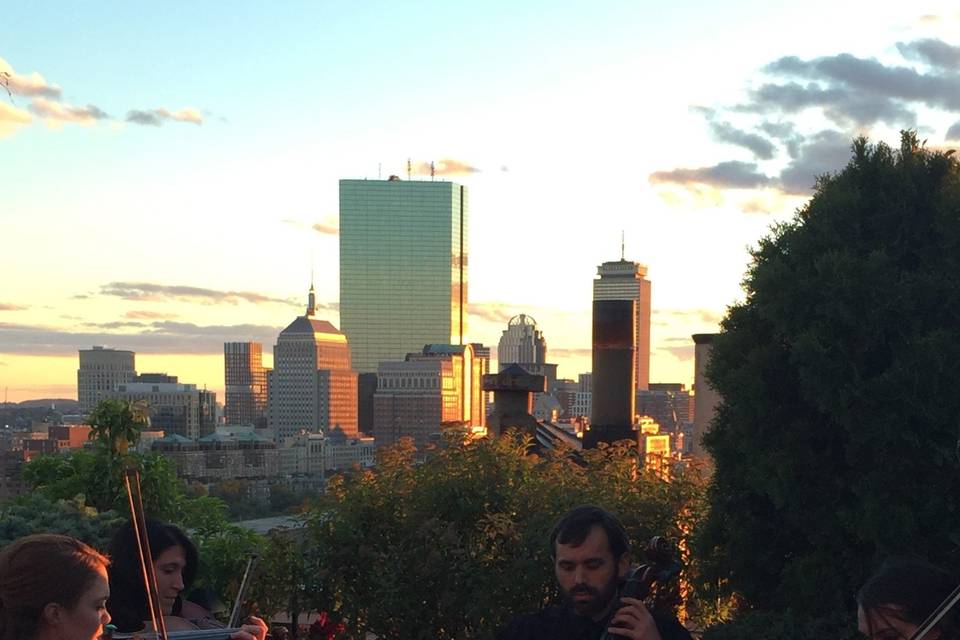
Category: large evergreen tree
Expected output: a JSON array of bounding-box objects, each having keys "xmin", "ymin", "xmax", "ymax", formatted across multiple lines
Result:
[{"xmin": 698, "ymin": 133, "xmax": 960, "ymax": 616}]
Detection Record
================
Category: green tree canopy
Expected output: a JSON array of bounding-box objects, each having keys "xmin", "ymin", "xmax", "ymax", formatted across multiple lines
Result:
[
  {"xmin": 698, "ymin": 132, "xmax": 960, "ymax": 617},
  {"xmin": 306, "ymin": 433, "xmax": 704, "ymax": 639}
]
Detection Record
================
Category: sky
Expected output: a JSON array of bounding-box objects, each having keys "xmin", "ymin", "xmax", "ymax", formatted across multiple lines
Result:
[{"xmin": 3, "ymin": 1, "xmax": 960, "ymax": 403}]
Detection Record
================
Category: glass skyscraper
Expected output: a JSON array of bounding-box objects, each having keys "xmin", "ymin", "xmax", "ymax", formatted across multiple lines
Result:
[{"xmin": 339, "ymin": 178, "xmax": 468, "ymax": 373}]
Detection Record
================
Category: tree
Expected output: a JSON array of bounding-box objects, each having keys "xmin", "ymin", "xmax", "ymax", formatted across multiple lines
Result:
[
  {"xmin": 306, "ymin": 433, "xmax": 704, "ymax": 639},
  {"xmin": 0, "ymin": 493, "xmax": 123, "ymax": 550},
  {"xmin": 88, "ymin": 398, "xmax": 151, "ymax": 455},
  {"xmin": 697, "ymin": 133, "xmax": 960, "ymax": 618}
]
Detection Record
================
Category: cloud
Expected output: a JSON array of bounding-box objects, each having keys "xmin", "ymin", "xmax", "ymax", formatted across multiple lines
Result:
[
  {"xmin": 653, "ymin": 308, "xmax": 723, "ymax": 325},
  {"xmin": 0, "ymin": 320, "xmax": 283, "ymax": 356},
  {"xmin": 312, "ymin": 219, "xmax": 339, "ymax": 236},
  {"xmin": 946, "ymin": 120, "xmax": 960, "ymax": 141},
  {"xmin": 0, "ymin": 101, "xmax": 33, "ymax": 138},
  {"xmin": 659, "ymin": 345, "xmax": 695, "ymax": 361},
  {"xmin": 0, "ymin": 58, "xmax": 61, "ymax": 99},
  {"xmin": 708, "ymin": 121, "xmax": 777, "ymax": 160},
  {"xmin": 29, "ymin": 97, "xmax": 109, "ymax": 125},
  {"xmin": 649, "ymin": 161, "xmax": 772, "ymax": 189},
  {"xmin": 0, "ymin": 303, "xmax": 28, "ymax": 311},
  {"xmin": 126, "ymin": 107, "xmax": 203, "ymax": 126},
  {"xmin": 467, "ymin": 302, "xmax": 520, "ymax": 325},
  {"xmin": 777, "ymin": 129, "xmax": 851, "ymax": 194},
  {"xmin": 411, "ymin": 158, "xmax": 481, "ymax": 176},
  {"xmin": 897, "ymin": 39, "xmax": 960, "ymax": 69},
  {"xmin": 550, "ymin": 347, "xmax": 592, "ymax": 358},
  {"xmin": 98, "ymin": 282, "xmax": 299, "ymax": 306},
  {"xmin": 124, "ymin": 310, "xmax": 177, "ymax": 320},
  {"xmin": 748, "ymin": 51, "xmax": 960, "ymax": 126}
]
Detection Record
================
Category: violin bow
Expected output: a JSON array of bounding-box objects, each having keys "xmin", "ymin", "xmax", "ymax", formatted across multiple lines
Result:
[
  {"xmin": 227, "ymin": 554, "xmax": 258, "ymax": 629},
  {"xmin": 909, "ymin": 582, "xmax": 960, "ymax": 640},
  {"xmin": 124, "ymin": 468, "xmax": 170, "ymax": 640}
]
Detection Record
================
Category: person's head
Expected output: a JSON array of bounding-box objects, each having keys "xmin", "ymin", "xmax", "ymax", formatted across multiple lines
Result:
[
  {"xmin": 107, "ymin": 520, "xmax": 198, "ymax": 632},
  {"xmin": 550, "ymin": 506, "xmax": 631, "ymax": 620},
  {"xmin": 857, "ymin": 558, "xmax": 958, "ymax": 640},
  {"xmin": 0, "ymin": 534, "xmax": 111, "ymax": 640}
]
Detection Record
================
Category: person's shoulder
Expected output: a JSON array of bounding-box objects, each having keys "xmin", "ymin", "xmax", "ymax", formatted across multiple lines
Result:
[
  {"xmin": 651, "ymin": 612, "xmax": 693, "ymax": 640},
  {"xmin": 497, "ymin": 606, "xmax": 565, "ymax": 640}
]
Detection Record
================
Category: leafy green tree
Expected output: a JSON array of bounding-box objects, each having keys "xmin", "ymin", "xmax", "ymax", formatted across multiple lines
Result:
[
  {"xmin": 697, "ymin": 133, "xmax": 960, "ymax": 618},
  {"xmin": 0, "ymin": 493, "xmax": 123, "ymax": 549},
  {"xmin": 88, "ymin": 398, "xmax": 150, "ymax": 455},
  {"xmin": 306, "ymin": 433, "xmax": 704, "ymax": 639}
]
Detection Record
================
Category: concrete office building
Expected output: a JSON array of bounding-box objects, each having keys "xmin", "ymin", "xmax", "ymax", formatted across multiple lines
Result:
[
  {"xmin": 224, "ymin": 342, "xmax": 269, "ymax": 428},
  {"xmin": 111, "ymin": 382, "xmax": 216, "ymax": 440},
  {"xmin": 339, "ymin": 178, "xmax": 468, "ymax": 373},
  {"xmin": 270, "ymin": 287, "xmax": 358, "ymax": 441},
  {"xmin": 496, "ymin": 314, "xmax": 558, "ymax": 391},
  {"xmin": 78, "ymin": 347, "xmax": 136, "ymax": 414},
  {"xmin": 373, "ymin": 344, "xmax": 487, "ymax": 450},
  {"xmin": 592, "ymin": 259, "xmax": 651, "ymax": 390},
  {"xmin": 692, "ymin": 334, "xmax": 720, "ymax": 467}
]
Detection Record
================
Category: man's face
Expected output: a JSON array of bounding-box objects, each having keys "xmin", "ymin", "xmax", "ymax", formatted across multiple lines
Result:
[{"xmin": 554, "ymin": 524, "xmax": 629, "ymax": 620}]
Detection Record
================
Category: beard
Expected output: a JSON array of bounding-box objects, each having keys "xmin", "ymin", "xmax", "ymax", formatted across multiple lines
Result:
[{"xmin": 561, "ymin": 575, "xmax": 620, "ymax": 619}]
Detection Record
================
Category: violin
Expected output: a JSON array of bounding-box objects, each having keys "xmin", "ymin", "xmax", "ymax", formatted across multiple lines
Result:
[
  {"xmin": 102, "ymin": 469, "xmax": 250, "ymax": 640},
  {"xmin": 599, "ymin": 536, "xmax": 682, "ymax": 640}
]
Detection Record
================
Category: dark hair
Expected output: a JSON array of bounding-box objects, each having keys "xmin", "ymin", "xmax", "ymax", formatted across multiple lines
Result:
[
  {"xmin": 549, "ymin": 505, "xmax": 630, "ymax": 560},
  {"xmin": 0, "ymin": 534, "xmax": 109, "ymax": 640},
  {"xmin": 107, "ymin": 520, "xmax": 199, "ymax": 632},
  {"xmin": 858, "ymin": 558, "xmax": 958, "ymax": 640}
]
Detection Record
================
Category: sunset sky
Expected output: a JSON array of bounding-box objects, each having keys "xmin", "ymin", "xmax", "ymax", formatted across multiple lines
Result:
[{"xmin": 3, "ymin": 2, "xmax": 960, "ymax": 403}]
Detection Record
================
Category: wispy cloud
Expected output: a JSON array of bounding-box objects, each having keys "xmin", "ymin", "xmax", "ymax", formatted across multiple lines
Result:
[
  {"xmin": 124, "ymin": 310, "xmax": 177, "ymax": 320},
  {"xmin": 411, "ymin": 158, "xmax": 481, "ymax": 176},
  {"xmin": 126, "ymin": 107, "xmax": 203, "ymax": 126},
  {"xmin": 468, "ymin": 302, "xmax": 516, "ymax": 325},
  {"xmin": 651, "ymin": 37, "xmax": 960, "ymax": 204},
  {"xmin": 98, "ymin": 281, "xmax": 299, "ymax": 306},
  {"xmin": 650, "ymin": 161, "xmax": 772, "ymax": 189},
  {"xmin": 0, "ymin": 57, "xmax": 61, "ymax": 99},
  {"xmin": 652, "ymin": 308, "xmax": 723, "ymax": 325},
  {"xmin": 0, "ymin": 320, "xmax": 283, "ymax": 356},
  {"xmin": 658, "ymin": 345, "xmax": 695, "ymax": 361},
  {"xmin": 0, "ymin": 101, "xmax": 32, "ymax": 138},
  {"xmin": 0, "ymin": 303, "xmax": 28, "ymax": 311},
  {"xmin": 312, "ymin": 219, "xmax": 339, "ymax": 236},
  {"xmin": 29, "ymin": 97, "xmax": 109, "ymax": 126}
]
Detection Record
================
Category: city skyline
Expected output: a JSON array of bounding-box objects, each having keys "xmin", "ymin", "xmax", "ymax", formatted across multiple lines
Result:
[{"xmin": 4, "ymin": 3, "xmax": 960, "ymax": 401}]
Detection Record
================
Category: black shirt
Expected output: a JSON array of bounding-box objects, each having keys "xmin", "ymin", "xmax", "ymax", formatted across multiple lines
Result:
[{"xmin": 497, "ymin": 603, "xmax": 692, "ymax": 640}]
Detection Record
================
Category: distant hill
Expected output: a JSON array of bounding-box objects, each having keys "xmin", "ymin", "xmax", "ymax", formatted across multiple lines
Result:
[{"xmin": 17, "ymin": 399, "xmax": 81, "ymax": 411}]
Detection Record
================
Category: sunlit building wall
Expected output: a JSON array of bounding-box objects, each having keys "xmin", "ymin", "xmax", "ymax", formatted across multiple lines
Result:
[
  {"xmin": 78, "ymin": 347, "xmax": 136, "ymax": 414},
  {"xmin": 224, "ymin": 342, "xmax": 268, "ymax": 428},
  {"xmin": 111, "ymin": 382, "xmax": 216, "ymax": 440},
  {"xmin": 373, "ymin": 343, "xmax": 487, "ymax": 450},
  {"xmin": 270, "ymin": 288, "xmax": 358, "ymax": 441},
  {"xmin": 339, "ymin": 178, "xmax": 468, "ymax": 373},
  {"xmin": 593, "ymin": 259, "xmax": 652, "ymax": 390}
]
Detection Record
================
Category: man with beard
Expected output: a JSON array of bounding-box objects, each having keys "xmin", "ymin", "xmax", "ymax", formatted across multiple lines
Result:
[{"xmin": 497, "ymin": 506, "xmax": 691, "ymax": 640}]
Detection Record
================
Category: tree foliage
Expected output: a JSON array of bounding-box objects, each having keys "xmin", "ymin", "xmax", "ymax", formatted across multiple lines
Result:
[
  {"xmin": 305, "ymin": 433, "xmax": 705, "ymax": 639},
  {"xmin": 698, "ymin": 132, "xmax": 960, "ymax": 617}
]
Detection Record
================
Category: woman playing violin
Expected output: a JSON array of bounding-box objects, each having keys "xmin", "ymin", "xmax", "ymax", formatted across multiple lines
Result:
[
  {"xmin": 858, "ymin": 558, "xmax": 959, "ymax": 640},
  {"xmin": 0, "ymin": 534, "xmax": 111, "ymax": 640},
  {"xmin": 107, "ymin": 520, "xmax": 266, "ymax": 640}
]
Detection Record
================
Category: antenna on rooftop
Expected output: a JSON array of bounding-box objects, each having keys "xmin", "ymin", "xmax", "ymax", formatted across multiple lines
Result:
[
  {"xmin": 407, "ymin": 158, "xmax": 412, "ymax": 181},
  {"xmin": 378, "ymin": 162, "xmax": 382, "ymax": 180},
  {"xmin": 430, "ymin": 161, "xmax": 435, "ymax": 181},
  {"xmin": 621, "ymin": 230, "xmax": 625, "ymax": 261}
]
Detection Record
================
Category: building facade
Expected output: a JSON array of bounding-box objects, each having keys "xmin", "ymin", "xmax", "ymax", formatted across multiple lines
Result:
[
  {"xmin": 692, "ymin": 334, "xmax": 720, "ymax": 467},
  {"xmin": 496, "ymin": 314, "xmax": 557, "ymax": 391},
  {"xmin": 270, "ymin": 287, "xmax": 358, "ymax": 441},
  {"xmin": 373, "ymin": 344, "xmax": 487, "ymax": 450},
  {"xmin": 592, "ymin": 259, "xmax": 651, "ymax": 390},
  {"xmin": 78, "ymin": 347, "xmax": 136, "ymax": 414},
  {"xmin": 224, "ymin": 342, "xmax": 269, "ymax": 428},
  {"xmin": 112, "ymin": 382, "xmax": 217, "ymax": 440},
  {"xmin": 339, "ymin": 178, "xmax": 468, "ymax": 373}
]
